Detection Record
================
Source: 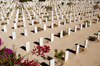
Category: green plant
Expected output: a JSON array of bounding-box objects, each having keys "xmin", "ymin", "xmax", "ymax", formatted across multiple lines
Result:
[
  {"xmin": 63, "ymin": 31, "xmax": 67, "ymax": 36},
  {"xmin": 68, "ymin": 11, "xmax": 72, "ymax": 14},
  {"xmin": 32, "ymin": 16, "xmax": 34, "ymax": 20},
  {"xmin": 58, "ymin": 5, "xmax": 60, "ymax": 8},
  {"xmin": 97, "ymin": 15, "xmax": 100, "ymax": 20},
  {"xmin": 4, "ymin": 2, "xmax": 7, "ymax": 4},
  {"xmin": 84, "ymin": 20, "xmax": 90, "ymax": 25},
  {"xmin": 83, "ymin": 14, "xmax": 86, "ymax": 16},
  {"xmin": 47, "ymin": 16, "xmax": 49, "ymax": 21},
  {"xmin": 19, "ymin": 13, "xmax": 21, "ymax": 18},
  {"xmin": 45, "ymin": 6, "xmax": 52, "ymax": 11},
  {"xmin": 66, "ymin": 19, "xmax": 68, "ymax": 23},
  {"xmin": 67, "ymin": 2, "xmax": 73, "ymax": 6},
  {"xmin": 37, "ymin": 27, "xmax": 42, "ymax": 31},
  {"xmin": 54, "ymin": 49, "xmax": 64, "ymax": 60},
  {"xmin": 7, "ymin": 12, "xmax": 10, "ymax": 17}
]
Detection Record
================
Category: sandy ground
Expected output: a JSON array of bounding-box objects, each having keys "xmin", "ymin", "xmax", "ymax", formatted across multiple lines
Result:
[{"xmin": 0, "ymin": 6, "xmax": 100, "ymax": 66}]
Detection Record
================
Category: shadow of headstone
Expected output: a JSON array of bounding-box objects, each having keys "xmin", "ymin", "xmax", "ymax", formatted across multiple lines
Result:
[
  {"xmin": 20, "ymin": 46, "xmax": 26, "ymax": 51},
  {"xmin": 40, "ymin": 62, "xmax": 49, "ymax": 66}
]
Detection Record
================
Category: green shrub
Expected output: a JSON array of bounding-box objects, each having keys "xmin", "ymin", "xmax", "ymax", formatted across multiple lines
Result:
[
  {"xmin": 63, "ymin": 31, "xmax": 67, "ymax": 36},
  {"xmin": 67, "ymin": 2, "xmax": 73, "ymax": 6},
  {"xmin": 54, "ymin": 49, "xmax": 64, "ymax": 60},
  {"xmin": 97, "ymin": 15, "xmax": 100, "ymax": 19},
  {"xmin": 84, "ymin": 20, "xmax": 90, "ymax": 25},
  {"xmin": 45, "ymin": 6, "xmax": 52, "ymax": 11}
]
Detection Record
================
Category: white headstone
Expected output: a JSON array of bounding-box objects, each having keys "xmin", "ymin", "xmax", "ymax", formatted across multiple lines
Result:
[
  {"xmin": 46, "ymin": 18, "xmax": 47, "ymax": 23},
  {"xmin": 97, "ymin": 18, "xmax": 99, "ymax": 23},
  {"xmin": 39, "ymin": 37, "xmax": 43, "ymax": 46},
  {"xmin": 65, "ymin": 51, "xmax": 69, "ymax": 62},
  {"xmin": 84, "ymin": 39, "xmax": 88, "ymax": 48},
  {"xmin": 3, "ymin": 25, "xmax": 7, "ymax": 32},
  {"xmin": 97, "ymin": 32, "xmax": 100, "ymax": 40},
  {"xmin": 43, "ymin": 24, "xmax": 46, "ymax": 30},
  {"xmin": 31, "ymin": 20, "xmax": 34, "ymax": 25},
  {"xmin": 74, "ymin": 26, "xmax": 77, "ymax": 32},
  {"xmin": 64, "ymin": 20, "xmax": 66, "ymax": 25},
  {"xmin": 80, "ymin": 24, "xmax": 83, "ymax": 30},
  {"xmin": 24, "ymin": 29, "xmax": 28, "ymax": 36},
  {"xmin": 25, "ymin": 42, "xmax": 30, "ymax": 52},
  {"xmin": 7, "ymin": 19, "xmax": 9, "ymax": 24},
  {"xmin": 50, "ymin": 59, "xmax": 55, "ymax": 66},
  {"xmin": 14, "ymin": 23, "xmax": 17, "ymax": 29},
  {"xmin": 51, "ymin": 33, "xmax": 54, "ymax": 42},
  {"xmin": 89, "ymin": 21, "xmax": 92, "ymax": 26},
  {"xmin": 74, "ymin": 17, "xmax": 76, "ymax": 22},
  {"xmin": 58, "ymin": 21, "xmax": 60, "ymax": 27},
  {"xmin": 12, "ymin": 32, "xmax": 16, "ymax": 40},
  {"xmin": 76, "ymin": 44, "xmax": 80, "ymax": 54},
  {"xmin": 23, "ymin": 21, "xmax": 26, "ymax": 27},
  {"xmin": 39, "ymin": 19, "xmax": 41, "ymax": 24},
  {"xmin": 69, "ymin": 18, "xmax": 71, "ymax": 23},
  {"xmin": 68, "ymin": 28, "xmax": 71, "ymax": 35},
  {"xmin": 62, "ymin": 15, "xmax": 63, "ymax": 19},
  {"xmin": 35, "ymin": 27, "xmax": 37, "ymax": 33},
  {"xmin": 51, "ymin": 23, "xmax": 54, "ymax": 28},
  {"xmin": 60, "ymin": 30, "xmax": 63, "ymax": 38},
  {"xmin": 85, "ymin": 22, "xmax": 87, "ymax": 28}
]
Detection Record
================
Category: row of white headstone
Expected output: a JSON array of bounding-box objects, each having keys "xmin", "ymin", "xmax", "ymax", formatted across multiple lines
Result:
[{"xmin": 49, "ymin": 39, "xmax": 89, "ymax": 66}]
